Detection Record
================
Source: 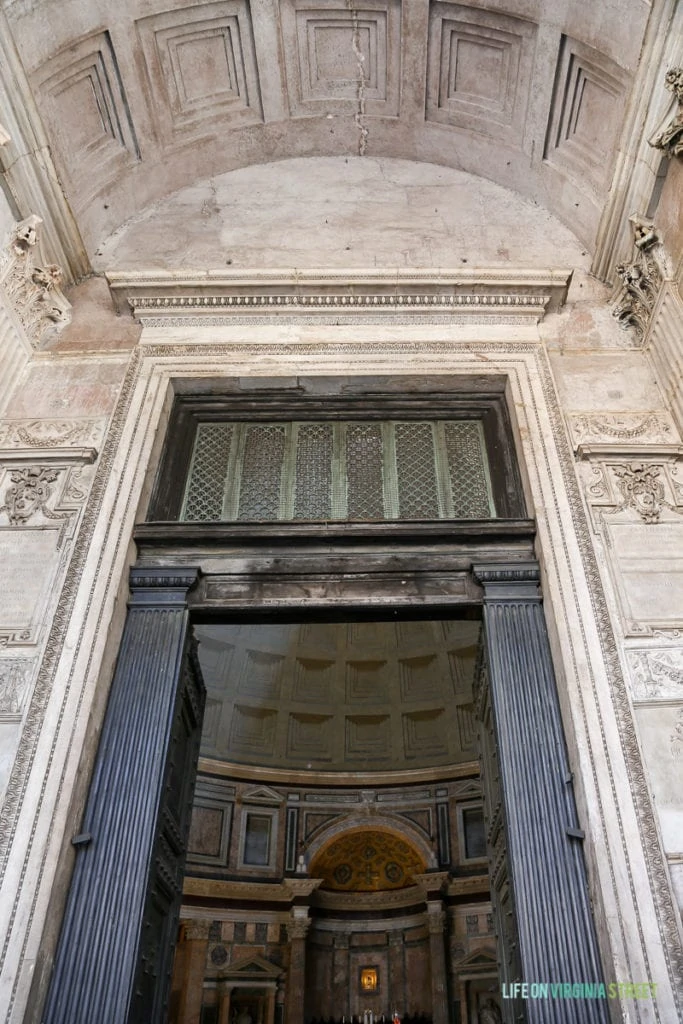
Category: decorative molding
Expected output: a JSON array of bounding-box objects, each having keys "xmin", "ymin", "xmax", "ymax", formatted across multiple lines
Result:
[
  {"xmin": 106, "ymin": 267, "xmax": 573, "ymax": 322},
  {"xmin": 612, "ymin": 216, "xmax": 672, "ymax": 343},
  {"xmin": 0, "ymin": 216, "xmax": 71, "ymax": 348},
  {"xmin": 627, "ymin": 648, "xmax": 683, "ymax": 703},
  {"xmin": 649, "ymin": 67, "xmax": 683, "ymax": 158},
  {"xmin": 0, "ymin": 448, "xmax": 97, "ymax": 465}
]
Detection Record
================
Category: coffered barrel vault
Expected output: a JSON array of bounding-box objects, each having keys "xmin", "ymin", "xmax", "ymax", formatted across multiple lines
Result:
[{"xmin": 1, "ymin": 0, "xmax": 650, "ymax": 262}]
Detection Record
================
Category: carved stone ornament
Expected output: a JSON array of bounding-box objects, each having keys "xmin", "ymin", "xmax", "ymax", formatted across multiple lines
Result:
[
  {"xmin": 613, "ymin": 463, "xmax": 666, "ymax": 522},
  {"xmin": 0, "ymin": 659, "xmax": 34, "ymax": 716},
  {"xmin": 612, "ymin": 216, "xmax": 671, "ymax": 342},
  {"xmin": 671, "ymin": 709, "xmax": 683, "ymax": 761},
  {"xmin": 0, "ymin": 466, "xmax": 65, "ymax": 525},
  {"xmin": 649, "ymin": 67, "xmax": 683, "ymax": 159},
  {"xmin": 0, "ymin": 215, "xmax": 71, "ymax": 347},
  {"xmin": 628, "ymin": 649, "xmax": 683, "ymax": 701},
  {"xmin": 570, "ymin": 413, "xmax": 676, "ymax": 446}
]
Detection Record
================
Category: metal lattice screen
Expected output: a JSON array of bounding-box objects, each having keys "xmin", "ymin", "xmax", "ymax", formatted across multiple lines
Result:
[{"xmin": 181, "ymin": 420, "xmax": 495, "ymax": 522}]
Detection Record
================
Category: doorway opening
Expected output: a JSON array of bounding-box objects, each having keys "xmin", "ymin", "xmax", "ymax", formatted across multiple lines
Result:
[{"xmin": 169, "ymin": 614, "xmax": 502, "ymax": 1024}]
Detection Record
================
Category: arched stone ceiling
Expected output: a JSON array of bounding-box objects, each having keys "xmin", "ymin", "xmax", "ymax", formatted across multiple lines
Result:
[
  {"xmin": 4, "ymin": 0, "xmax": 648, "ymax": 261},
  {"xmin": 94, "ymin": 155, "xmax": 594, "ymax": 272}
]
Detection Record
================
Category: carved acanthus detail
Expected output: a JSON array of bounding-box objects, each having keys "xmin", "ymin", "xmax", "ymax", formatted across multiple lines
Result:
[
  {"xmin": 0, "ymin": 215, "xmax": 71, "ymax": 347},
  {"xmin": 612, "ymin": 217, "xmax": 671, "ymax": 342},
  {"xmin": 0, "ymin": 467, "xmax": 66, "ymax": 525},
  {"xmin": 649, "ymin": 67, "xmax": 683, "ymax": 159}
]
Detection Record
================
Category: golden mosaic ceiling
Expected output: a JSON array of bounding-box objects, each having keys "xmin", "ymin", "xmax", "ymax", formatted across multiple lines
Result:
[{"xmin": 310, "ymin": 829, "xmax": 425, "ymax": 892}]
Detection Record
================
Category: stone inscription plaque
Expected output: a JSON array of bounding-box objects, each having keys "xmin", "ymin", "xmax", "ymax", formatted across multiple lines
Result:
[{"xmin": 0, "ymin": 527, "xmax": 61, "ymax": 636}]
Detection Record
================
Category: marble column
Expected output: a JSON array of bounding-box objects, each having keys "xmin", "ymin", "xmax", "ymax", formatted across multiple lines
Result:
[
  {"xmin": 387, "ymin": 931, "xmax": 404, "ymax": 1013},
  {"xmin": 426, "ymin": 902, "xmax": 449, "ymax": 1024},
  {"xmin": 266, "ymin": 985, "xmax": 277, "ymax": 1024},
  {"xmin": 332, "ymin": 932, "xmax": 350, "ymax": 1017},
  {"xmin": 218, "ymin": 983, "xmax": 235, "ymax": 1024},
  {"xmin": 176, "ymin": 920, "xmax": 210, "ymax": 1024},
  {"xmin": 474, "ymin": 562, "xmax": 609, "ymax": 1024},
  {"xmin": 286, "ymin": 912, "xmax": 311, "ymax": 1024},
  {"xmin": 43, "ymin": 567, "xmax": 205, "ymax": 1024}
]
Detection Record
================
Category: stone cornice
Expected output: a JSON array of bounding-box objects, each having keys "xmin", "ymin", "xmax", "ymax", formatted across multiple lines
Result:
[
  {"xmin": 105, "ymin": 267, "xmax": 573, "ymax": 322},
  {"xmin": 197, "ymin": 755, "xmax": 480, "ymax": 787}
]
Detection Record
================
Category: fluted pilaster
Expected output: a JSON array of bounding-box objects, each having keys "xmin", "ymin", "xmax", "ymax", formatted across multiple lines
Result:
[{"xmin": 44, "ymin": 567, "xmax": 204, "ymax": 1023}]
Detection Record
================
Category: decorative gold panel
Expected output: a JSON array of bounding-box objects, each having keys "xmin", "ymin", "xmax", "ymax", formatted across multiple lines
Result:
[{"xmin": 310, "ymin": 829, "xmax": 425, "ymax": 891}]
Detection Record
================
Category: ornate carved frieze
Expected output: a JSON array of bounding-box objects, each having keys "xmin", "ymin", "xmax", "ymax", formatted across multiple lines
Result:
[
  {"xmin": 569, "ymin": 413, "xmax": 678, "ymax": 448},
  {"xmin": 0, "ymin": 216, "xmax": 71, "ymax": 348},
  {"xmin": 613, "ymin": 217, "xmax": 672, "ymax": 343},
  {"xmin": 0, "ymin": 418, "xmax": 105, "ymax": 450},
  {"xmin": 649, "ymin": 67, "xmax": 683, "ymax": 159},
  {"xmin": 627, "ymin": 648, "xmax": 683, "ymax": 703}
]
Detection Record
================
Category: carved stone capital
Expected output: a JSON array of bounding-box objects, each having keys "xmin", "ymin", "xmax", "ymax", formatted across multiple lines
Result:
[
  {"xmin": 128, "ymin": 566, "xmax": 202, "ymax": 606},
  {"xmin": 472, "ymin": 561, "xmax": 540, "ymax": 601},
  {"xmin": 286, "ymin": 914, "xmax": 311, "ymax": 941},
  {"xmin": 426, "ymin": 901, "xmax": 446, "ymax": 935},
  {"xmin": 0, "ymin": 216, "xmax": 71, "ymax": 348},
  {"xmin": 649, "ymin": 67, "xmax": 683, "ymax": 158},
  {"xmin": 182, "ymin": 919, "xmax": 211, "ymax": 942}
]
